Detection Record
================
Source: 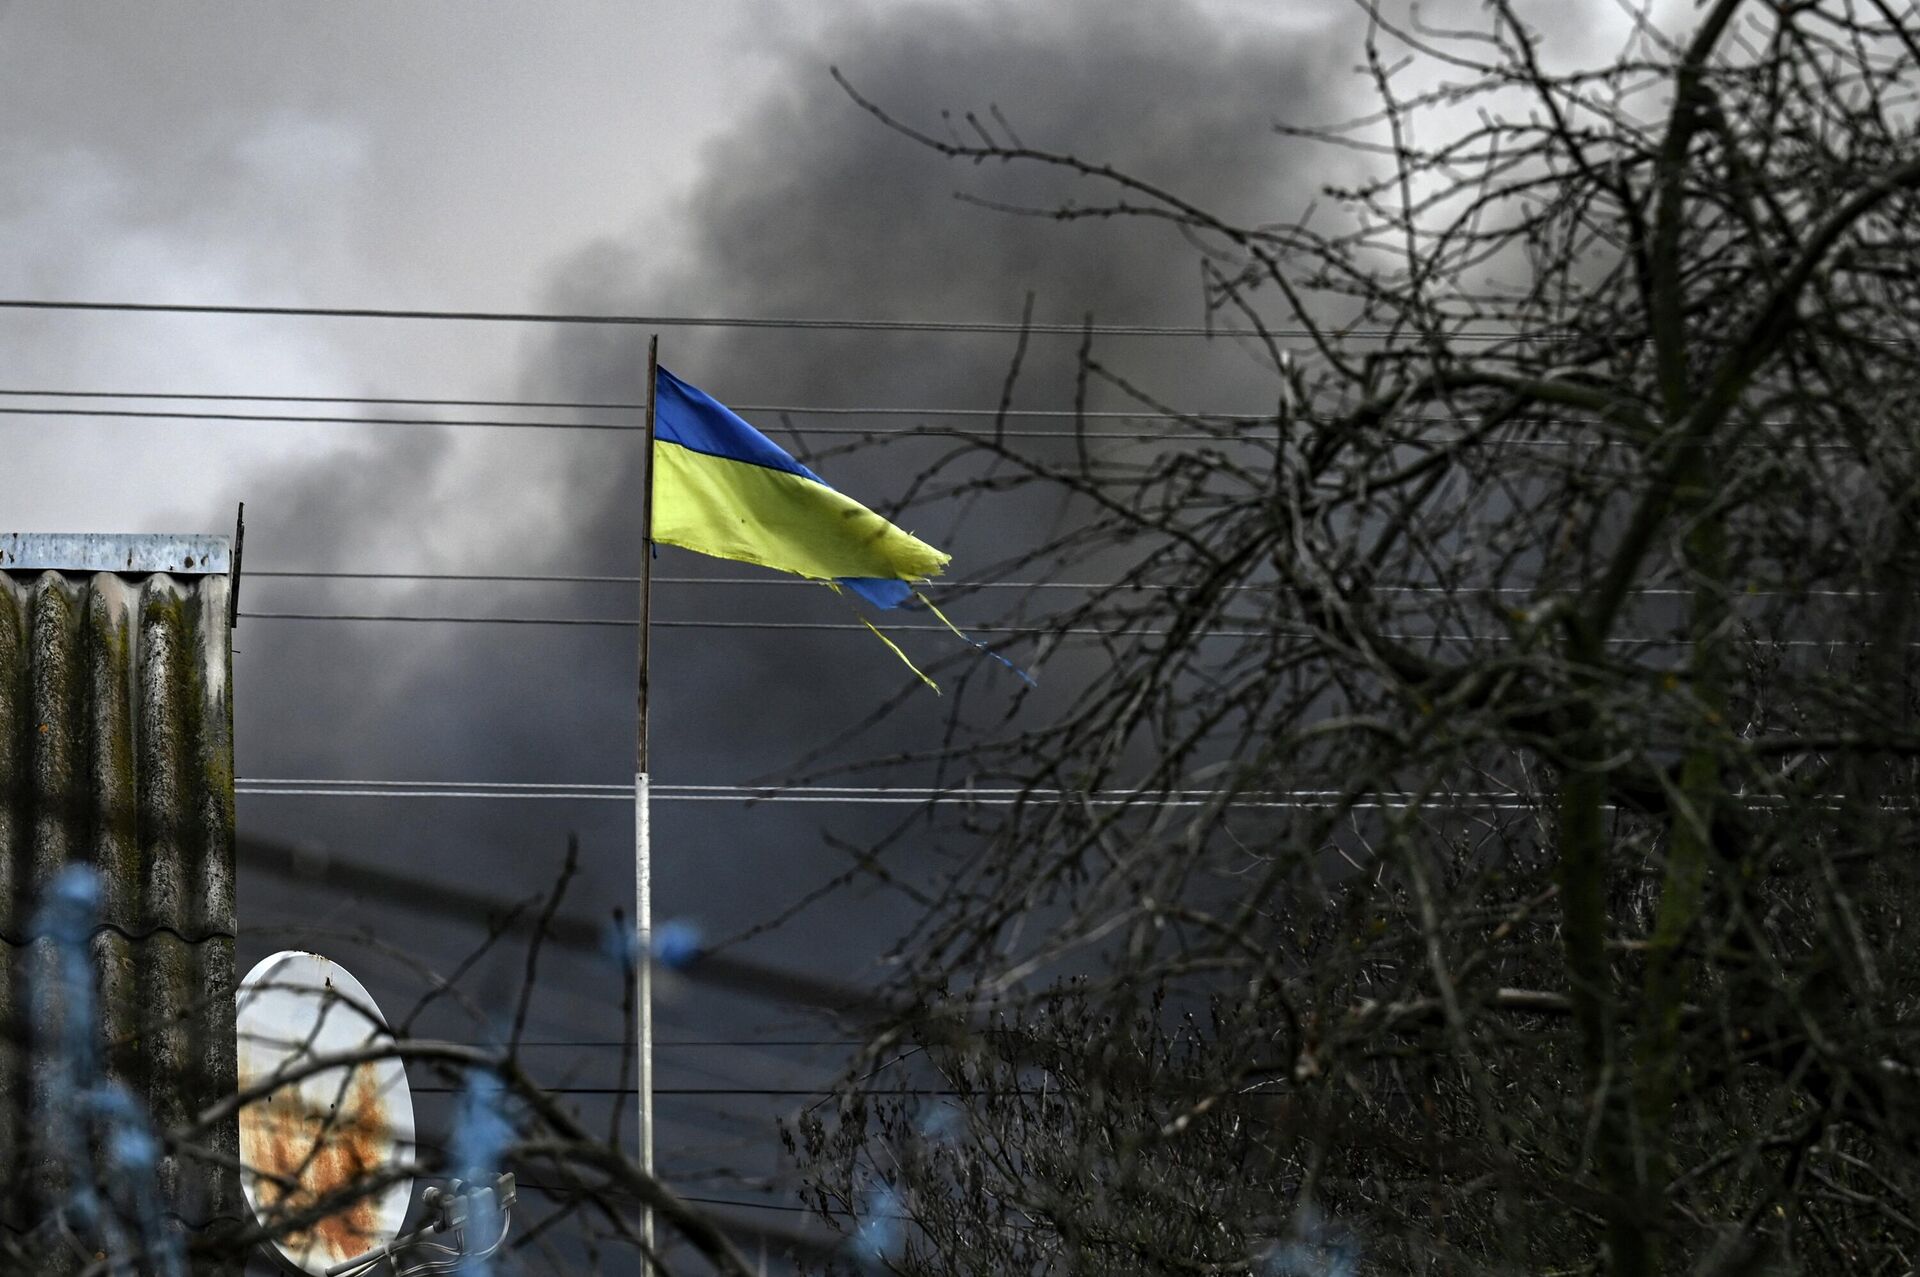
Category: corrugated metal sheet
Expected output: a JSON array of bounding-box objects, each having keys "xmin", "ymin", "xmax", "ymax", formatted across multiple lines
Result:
[{"xmin": 0, "ymin": 536, "xmax": 240, "ymax": 1274}]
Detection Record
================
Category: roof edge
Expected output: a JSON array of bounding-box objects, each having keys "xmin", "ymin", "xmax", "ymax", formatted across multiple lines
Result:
[{"xmin": 0, "ymin": 532, "xmax": 231, "ymax": 576}]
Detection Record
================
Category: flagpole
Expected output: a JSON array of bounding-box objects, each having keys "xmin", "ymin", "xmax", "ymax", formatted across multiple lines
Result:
[{"xmin": 636, "ymin": 333, "xmax": 659, "ymax": 1261}]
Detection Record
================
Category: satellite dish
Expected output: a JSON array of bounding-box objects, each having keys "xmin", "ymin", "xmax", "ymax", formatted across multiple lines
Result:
[{"xmin": 236, "ymin": 951, "xmax": 417, "ymax": 1275}]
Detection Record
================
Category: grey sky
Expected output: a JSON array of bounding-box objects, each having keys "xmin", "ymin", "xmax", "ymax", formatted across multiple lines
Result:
[{"xmin": 0, "ymin": 0, "xmax": 791, "ymax": 528}]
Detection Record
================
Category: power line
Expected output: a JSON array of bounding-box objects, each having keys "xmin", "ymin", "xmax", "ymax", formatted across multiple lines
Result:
[
  {"xmin": 235, "ymin": 609, "xmax": 1207, "ymax": 636},
  {"xmin": 238, "ymin": 608, "xmax": 1871, "ymax": 650},
  {"xmin": 415, "ymin": 1086, "xmax": 1010, "ymax": 1096},
  {"xmin": 0, "ymin": 385, "xmax": 1269, "ymax": 421},
  {"xmin": 0, "ymin": 383, "xmax": 1698, "ymax": 446},
  {"xmin": 235, "ymin": 790, "xmax": 1550, "ymax": 810},
  {"xmin": 258, "ymin": 569, "xmax": 648, "ymax": 585},
  {"xmin": 0, "ymin": 295, "xmax": 1526, "ymax": 339},
  {"xmin": 0, "ymin": 386, "xmax": 610, "ymax": 409},
  {"xmin": 250, "ymin": 570, "xmax": 1115, "ymax": 588},
  {"xmin": 2, "ymin": 396, "xmax": 1866, "ymax": 454},
  {"xmin": 676, "ymin": 1196, "xmax": 821, "ymax": 1218},
  {"xmin": 0, "ymin": 403, "xmax": 640, "ymax": 432},
  {"xmin": 0, "ymin": 384, "xmax": 1859, "ymax": 436},
  {"xmin": 230, "ymin": 609, "xmax": 1621, "ymax": 643},
  {"xmin": 235, "ymin": 777, "xmax": 1553, "ymax": 809},
  {"xmin": 247, "ymin": 568, "xmax": 1872, "ymax": 602},
  {"xmin": 518, "ymin": 1041, "xmax": 859, "ymax": 1048},
  {"xmin": 0, "ymin": 402, "xmax": 1271, "ymax": 441},
  {"xmin": 518, "ymin": 1187, "xmax": 831, "ymax": 1221}
]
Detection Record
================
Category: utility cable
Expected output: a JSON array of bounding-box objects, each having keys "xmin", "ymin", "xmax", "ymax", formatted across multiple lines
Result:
[
  {"xmin": 0, "ymin": 386, "xmax": 1276, "ymax": 420},
  {"xmin": 235, "ymin": 778, "xmax": 1553, "ymax": 809},
  {"xmin": 250, "ymin": 571, "xmax": 1128, "ymax": 588},
  {"xmin": 236, "ymin": 610, "xmax": 1269, "ymax": 636},
  {"xmin": 413, "ymin": 1086, "xmax": 1041, "ymax": 1097},
  {"xmin": 246, "ymin": 568, "xmax": 1869, "ymax": 601},
  {"xmin": 0, "ymin": 399, "xmax": 1865, "ymax": 456},
  {"xmin": 0, "ymin": 295, "xmax": 1527, "ymax": 339},
  {"xmin": 515, "ymin": 1041, "xmax": 860, "ymax": 1049},
  {"xmin": 0, "ymin": 385, "xmax": 1790, "ymax": 438},
  {"xmin": 236, "ymin": 608, "xmax": 1866, "ymax": 650},
  {"xmin": 0, "ymin": 402, "xmax": 1275, "ymax": 440}
]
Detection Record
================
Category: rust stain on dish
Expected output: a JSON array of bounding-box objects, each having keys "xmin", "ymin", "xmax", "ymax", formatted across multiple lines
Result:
[{"xmin": 240, "ymin": 1064, "xmax": 391, "ymax": 1261}]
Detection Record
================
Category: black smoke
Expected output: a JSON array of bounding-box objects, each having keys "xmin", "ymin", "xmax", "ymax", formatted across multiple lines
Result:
[{"xmin": 230, "ymin": 0, "xmax": 1372, "ymax": 1264}]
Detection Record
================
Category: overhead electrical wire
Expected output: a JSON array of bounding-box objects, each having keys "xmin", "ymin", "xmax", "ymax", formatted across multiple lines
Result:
[
  {"xmin": 0, "ymin": 402, "xmax": 1280, "ymax": 441},
  {"xmin": 418, "ymin": 1086, "xmax": 1100, "ymax": 1097},
  {"xmin": 0, "ymin": 384, "xmax": 1858, "ymax": 434},
  {"xmin": 0, "ymin": 294, "xmax": 1527, "ymax": 339},
  {"xmin": 0, "ymin": 386, "xmax": 1869, "ymax": 459},
  {"xmin": 0, "ymin": 385, "xmax": 1269, "ymax": 420},
  {"xmin": 250, "ymin": 570, "xmax": 1136, "ymax": 588},
  {"xmin": 514, "ymin": 1186, "xmax": 877, "ymax": 1221},
  {"xmin": 236, "ymin": 610, "xmax": 1277, "ymax": 637},
  {"xmin": 246, "ymin": 568, "xmax": 1871, "ymax": 601},
  {"xmin": 236, "ymin": 609, "xmax": 1873, "ymax": 651},
  {"xmin": 233, "ymin": 777, "xmax": 1556, "ymax": 809},
  {"xmin": 517, "ymin": 1041, "xmax": 860, "ymax": 1048},
  {"xmin": 0, "ymin": 403, "xmax": 649, "ymax": 432},
  {"xmin": 0, "ymin": 384, "xmax": 1551, "ymax": 433},
  {"xmin": 675, "ymin": 1195, "xmax": 832, "ymax": 1218}
]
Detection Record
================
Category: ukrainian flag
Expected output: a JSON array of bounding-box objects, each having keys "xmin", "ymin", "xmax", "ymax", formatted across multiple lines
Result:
[{"xmin": 651, "ymin": 367, "xmax": 949, "ymax": 607}]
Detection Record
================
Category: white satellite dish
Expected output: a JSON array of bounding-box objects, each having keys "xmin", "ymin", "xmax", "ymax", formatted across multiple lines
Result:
[{"xmin": 236, "ymin": 951, "xmax": 417, "ymax": 1275}]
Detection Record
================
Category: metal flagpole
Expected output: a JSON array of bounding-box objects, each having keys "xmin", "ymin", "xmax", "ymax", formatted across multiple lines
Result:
[{"xmin": 636, "ymin": 333, "xmax": 659, "ymax": 1259}]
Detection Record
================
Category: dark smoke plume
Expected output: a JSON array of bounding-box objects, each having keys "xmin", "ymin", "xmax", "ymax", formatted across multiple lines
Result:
[{"xmin": 230, "ymin": 0, "xmax": 1369, "ymax": 1256}]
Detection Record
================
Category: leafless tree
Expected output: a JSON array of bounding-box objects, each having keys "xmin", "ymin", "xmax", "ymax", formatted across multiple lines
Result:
[{"xmin": 779, "ymin": 3, "xmax": 1920, "ymax": 1274}]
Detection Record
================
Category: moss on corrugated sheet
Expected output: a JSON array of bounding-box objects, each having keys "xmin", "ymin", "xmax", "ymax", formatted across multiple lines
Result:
[{"xmin": 0, "ymin": 568, "xmax": 239, "ymax": 1275}]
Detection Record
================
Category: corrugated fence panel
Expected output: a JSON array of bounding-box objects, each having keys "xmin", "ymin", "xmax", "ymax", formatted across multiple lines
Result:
[{"xmin": 0, "ymin": 554, "xmax": 240, "ymax": 1276}]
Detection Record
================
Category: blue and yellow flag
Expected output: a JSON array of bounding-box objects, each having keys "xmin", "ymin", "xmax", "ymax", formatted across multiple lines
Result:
[{"xmin": 651, "ymin": 367, "xmax": 948, "ymax": 607}]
